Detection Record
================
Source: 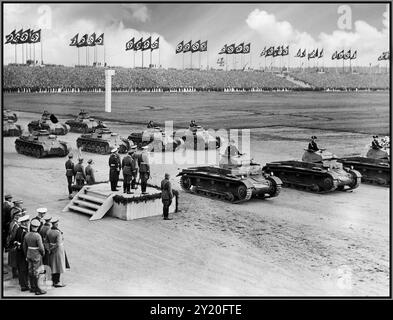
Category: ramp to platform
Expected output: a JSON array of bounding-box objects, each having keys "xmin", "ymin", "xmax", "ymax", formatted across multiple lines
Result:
[{"xmin": 63, "ymin": 185, "xmax": 115, "ymax": 221}]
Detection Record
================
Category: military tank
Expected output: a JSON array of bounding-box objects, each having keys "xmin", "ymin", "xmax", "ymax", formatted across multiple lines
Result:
[
  {"xmin": 173, "ymin": 125, "xmax": 222, "ymax": 150},
  {"xmin": 128, "ymin": 126, "xmax": 179, "ymax": 152},
  {"xmin": 77, "ymin": 128, "xmax": 134, "ymax": 154},
  {"xmin": 28, "ymin": 111, "xmax": 69, "ymax": 135},
  {"xmin": 65, "ymin": 110, "xmax": 107, "ymax": 133},
  {"xmin": 263, "ymin": 149, "xmax": 362, "ymax": 193},
  {"xmin": 15, "ymin": 130, "xmax": 71, "ymax": 158},
  {"xmin": 338, "ymin": 142, "xmax": 390, "ymax": 186},
  {"xmin": 4, "ymin": 109, "xmax": 18, "ymax": 122},
  {"xmin": 3, "ymin": 119, "xmax": 23, "ymax": 137},
  {"xmin": 177, "ymin": 154, "xmax": 282, "ymax": 203}
]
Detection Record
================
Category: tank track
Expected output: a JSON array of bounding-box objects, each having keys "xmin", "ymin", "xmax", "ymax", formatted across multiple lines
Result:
[
  {"xmin": 15, "ymin": 141, "xmax": 44, "ymax": 158},
  {"xmin": 77, "ymin": 139, "xmax": 111, "ymax": 154},
  {"xmin": 67, "ymin": 122, "xmax": 90, "ymax": 133},
  {"xmin": 353, "ymin": 166, "xmax": 389, "ymax": 187}
]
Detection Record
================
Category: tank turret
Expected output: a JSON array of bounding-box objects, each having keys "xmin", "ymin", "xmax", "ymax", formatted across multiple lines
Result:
[
  {"xmin": 28, "ymin": 111, "xmax": 69, "ymax": 135},
  {"xmin": 65, "ymin": 110, "xmax": 107, "ymax": 133},
  {"xmin": 3, "ymin": 118, "xmax": 23, "ymax": 137}
]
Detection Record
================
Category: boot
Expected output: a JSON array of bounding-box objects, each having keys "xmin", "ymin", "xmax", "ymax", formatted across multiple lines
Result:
[
  {"xmin": 34, "ymin": 277, "xmax": 46, "ymax": 295},
  {"xmin": 29, "ymin": 276, "xmax": 36, "ymax": 293}
]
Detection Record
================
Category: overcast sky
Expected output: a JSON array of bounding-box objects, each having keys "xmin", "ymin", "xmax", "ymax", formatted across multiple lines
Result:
[{"xmin": 3, "ymin": 3, "xmax": 390, "ymax": 68}]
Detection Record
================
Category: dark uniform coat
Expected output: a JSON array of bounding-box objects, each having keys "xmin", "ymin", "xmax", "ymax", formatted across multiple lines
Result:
[
  {"xmin": 308, "ymin": 140, "xmax": 319, "ymax": 151},
  {"xmin": 372, "ymin": 139, "xmax": 382, "ymax": 150},
  {"xmin": 47, "ymin": 228, "xmax": 66, "ymax": 274},
  {"xmin": 65, "ymin": 159, "xmax": 75, "ymax": 177},
  {"xmin": 74, "ymin": 163, "xmax": 86, "ymax": 181},
  {"xmin": 161, "ymin": 179, "xmax": 173, "ymax": 201},
  {"xmin": 7, "ymin": 220, "xmax": 19, "ymax": 267},
  {"xmin": 39, "ymin": 224, "xmax": 51, "ymax": 265},
  {"xmin": 85, "ymin": 164, "xmax": 95, "ymax": 185},
  {"xmin": 109, "ymin": 153, "xmax": 121, "ymax": 179}
]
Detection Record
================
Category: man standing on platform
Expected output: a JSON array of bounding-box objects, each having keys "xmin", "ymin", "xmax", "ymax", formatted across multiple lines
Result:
[
  {"xmin": 138, "ymin": 146, "xmax": 150, "ymax": 194},
  {"xmin": 65, "ymin": 154, "xmax": 75, "ymax": 199},
  {"xmin": 161, "ymin": 173, "xmax": 173, "ymax": 220},
  {"xmin": 121, "ymin": 150, "xmax": 134, "ymax": 194},
  {"xmin": 85, "ymin": 159, "xmax": 95, "ymax": 185},
  {"xmin": 74, "ymin": 158, "xmax": 86, "ymax": 189},
  {"xmin": 109, "ymin": 148, "xmax": 121, "ymax": 191},
  {"xmin": 23, "ymin": 219, "xmax": 46, "ymax": 295},
  {"xmin": 130, "ymin": 146, "xmax": 139, "ymax": 190}
]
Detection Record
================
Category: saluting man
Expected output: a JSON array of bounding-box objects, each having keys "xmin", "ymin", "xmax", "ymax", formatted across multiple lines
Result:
[
  {"xmin": 109, "ymin": 148, "xmax": 121, "ymax": 191},
  {"xmin": 65, "ymin": 154, "xmax": 75, "ymax": 199},
  {"xmin": 371, "ymin": 135, "xmax": 382, "ymax": 150},
  {"xmin": 23, "ymin": 219, "xmax": 46, "ymax": 295},
  {"xmin": 47, "ymin": 217, "xmax": 67, "ymax": 288}
]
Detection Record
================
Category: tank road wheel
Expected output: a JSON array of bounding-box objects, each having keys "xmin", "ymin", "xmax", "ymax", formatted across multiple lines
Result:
[
  {"xmin": 348, "ymin": 170, "xmax": 362, "ymax": 190},
  {"xmin": 180, "ymin": 175, "xmax": 192, "ymax": 191},
  {"xmin": 320, "ymin": 176, "xmax": 336, "ymax": 192},
  {"xmin": 34, "ymin": 147, "xmax": 43, "ymax": 158},
  {"xmin": 309, "ymin": 184, "xmax": 320, "ymax": 192},
  {"xmin": 237, "ymin": 185, "xmax": 248, "ymax": 201}
]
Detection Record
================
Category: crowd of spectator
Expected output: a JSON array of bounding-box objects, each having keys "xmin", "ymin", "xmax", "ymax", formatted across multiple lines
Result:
[{"xmin": 2, "ymin": 65, "xmax": 390, "ymax": 93}]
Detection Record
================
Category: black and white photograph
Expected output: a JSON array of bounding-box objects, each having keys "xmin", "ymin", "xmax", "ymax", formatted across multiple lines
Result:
[{"xmin": 1, "ymin": 0, "xmax": 390, "ymax": 303}]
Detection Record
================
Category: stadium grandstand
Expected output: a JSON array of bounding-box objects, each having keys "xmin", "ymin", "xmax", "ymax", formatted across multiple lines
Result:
[{"xmin": 2, "ymin": 65, "xmax": 390, "ymax": 93}]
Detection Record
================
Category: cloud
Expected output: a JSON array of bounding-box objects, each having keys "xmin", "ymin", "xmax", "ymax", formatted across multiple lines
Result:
[{"xmin": 246, "ymin": 7, "xmax": 389, "ymax": 66}]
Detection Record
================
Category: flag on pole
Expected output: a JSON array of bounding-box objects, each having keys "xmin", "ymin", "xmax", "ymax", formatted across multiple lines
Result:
[
  {"xmin": 183, "ymin": 40, "xmax": 191, "ymax": 53},
  {"xmin": 87, "ymin": 33, "xmax": 96, "ymax": 46},
  {"xmin": 282, "ymin": 45, "xmax": 289, "ymax": 56},
  {"xmin": 151, "ymin": 37, "xmax": 159, "ymax": 51},
  {"xmin": 331, "ymin": 50, "xmax": 338, "ymax": 60},
  {"xmin": 95, "ymin": 33, "xmax": 104, "ymax": 45},
  {"xmin": 301, "ymin": 49, "xmax": 306, "ymax": 58},
  {"xmin": 30, "ymin": 29, "xmax": 41, "ymax": 43},
  {"xmin": 318, "ymin": 49, "xmax": 324, "ymax": 58},
  {"xmin": 176, "ymin": 41, "xmax": 184, "ymax": 54},
  {"xmin": 200, "ymin": 40, "xmax": 207, "ymax": 52},
  {"xmin": 243, "ymin": 43, "xmax": 251, "ymax": 54},
  {"xmin": 191, "ymin": 40, "xmax": 200, "ymax": 53},
  {"xmin": 19, "ymin": 29, "xmax": 30, "ymax": 43},
  {"xmin": 11, "ymin": 29, "xmax": 23, "ymax": 44},
  {"xmin": 307, "ymin": 49, "xmax": 316, "ymax": 60},
  {"xmin": 337, "ymin": 50, "xmax": 345, "ymax": 60},
  {"xmin": 350, "ymin": 50, "xmax": 357, "ymax": 60},
  {"xmin": 218, "ymin": 44, "xmax": 227, "ymax": 54},
  {"xmin": 226, "ymin": 43, "xmax": 235, "ymax": 54},
  {"xmin": 260, "ymin": 47, "xmax": 267, "ymax": 57},
  {"xmin": 235, "ymin": 43, "xmax": 244, "ymax": 54},
  {"xmin": 134, "ymin": 37, "xmax": 143, "ymax": 51},
  {"xmin": 126, "ymin": 37, "xmax": 135, "ymax": 51},
  {"xmin": 142, "ymin": 36, "xmax": 151, "ymax": 51},
  {"xmin": 265, "ymin": 46, "xmax": 274, "ymax": 57},
  {"xmin": 5, "ymin": 30, "xmax": 16, "ymax": 44},
  {"xmin": 295, "ymin": 48, "xmax": 302, "ymax": 57},
  {"xmin": 343, "ymin": 49, "xmax": 351, "ymax": 60},
  {"xmin": 77, "ymin": 34, "xmax": 88, "ymax": 47},
  {"xmin": 70, "ymin": 34, "xmax": 79, "ymax": 46}
]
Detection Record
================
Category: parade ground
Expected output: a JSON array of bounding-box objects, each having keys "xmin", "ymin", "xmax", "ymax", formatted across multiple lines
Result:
[{"xmin": 2, "ymin": 91, "xmax": 390, "ymax": 296}]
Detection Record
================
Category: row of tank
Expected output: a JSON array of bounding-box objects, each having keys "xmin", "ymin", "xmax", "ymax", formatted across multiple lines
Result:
[{"xmin": 5, "ymin": 110, "xmax": 390, "ymax": 200}]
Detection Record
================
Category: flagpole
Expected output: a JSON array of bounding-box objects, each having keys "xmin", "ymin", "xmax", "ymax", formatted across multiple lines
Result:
[
  {"xmin": 158, "ymin": 47, "xmax": 161, "ymax": 68},
  {"xmin": 133, "ymin": 50, "xmax": 135, "ymax": 68},
  {"xmin": 190, "ymin": 51, "xmax": 192, "ymax": 69},
  {"xmin": 142, "ymin": 50, "xmax": 144, "ymax": 68},
  {"xmin": 33, "ymin": 43, "xmax": 36, "ymax": 65},
  {"xmin": 182, "ymin": 52, "xmax": 184, "ymax": 70},
  {"xmin": 150, "ymin": 49, "xmax": 152, "ymax": 68},
  {"xmin": 199, "ymin": 50, "xmax": 201, "ymax": 70},
  {"xmin": 77, "ymin": 47, "xmax": 80, "ymax": 66}
]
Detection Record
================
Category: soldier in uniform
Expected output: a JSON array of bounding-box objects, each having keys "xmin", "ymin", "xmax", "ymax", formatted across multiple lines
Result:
[
  {"xmin": 3, "ymin": 194, "xmax": 13, "ymax": 252},
  {"xmin": 65, "ymin": 154, "xmax": 75, "ymax": 199},
  {"xmin": 223, "ymin": 139, "xmax": 243, "ymax": 165},
  {"xmin": 161, "ymin": 173, "xmax": 173, "ymax": 220},
  {"xmin": 74, "ymin": 158, "xmax": 86, "ymax": 189},
  {"xmin": 371, "ymin": 135, "xmax": 382, "ymax": 150},
  {"xmin": 30, "ymin": 208, "xmax": 47, "ymax": 233},
  {"xmin": 147, "ymin": 120, "xmax": 154, "ymax": 128},
  {"xmin": 308, "ymin": 136, "xmax": 319, "ymax": 152},
  {"xmin": 137, "ymin": 146, "xmax": 150, "ymax": 194},
  {"xmin": 39, "ymin": 216, "xmax": 52, "ymax": 266},
  {"xmin": 23, "ymin": 219, "xmax": 46, "ymax": 295},
  {"xmin": 130, "ymin": 147, "xmax": 139, "ymax": 190},
  {"xmin": 14, "ymin": 215, "xmax": 30, "ymax": 291},
  {"xmin": 85, "ymin": 159, "xmax": 95, "ymax": 185},
  {"xmin": 7, "ymin": 210, "xmax": 23, "ymax": 278},
  {"xmin": 47, "ymin": 217, "xmax": 67, "ymax": 288},
  {"xmin": 121, "ymin": 149, "xmax": 134, "ymax": 194},
  {"xmin": 189, "ymin": 120, "xmax": 197, "ymax": 128},
  {"xmin": 10, "ymin": 200, "xmax": 24, "ymax": 221},
  {"xmin": 109, "ymin": 148, "xmax": 121, "ymax": 191}
]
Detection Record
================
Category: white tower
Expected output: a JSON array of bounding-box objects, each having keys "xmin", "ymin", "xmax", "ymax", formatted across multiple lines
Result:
[{"xmin": 105, "ymin": 69, "xmax": 115, "ymax": 112}]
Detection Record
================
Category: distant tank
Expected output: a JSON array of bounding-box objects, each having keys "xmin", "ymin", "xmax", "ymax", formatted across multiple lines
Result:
[
  {"xmin": 4, "ymin": 109, "xmax": 18, "ymax": 122},
  {"xmin": 128, "ymin": 126, "xmax": 179, "ymax": 152},
  {"xmin": 339, "ymin": 142, "xmax": 390, "ymax": 186},
  {"xmin": 28, "ymin": 111, "xmax": 69, "ymax": 135},
  {"xmin": 173, "ymin": 125, "xmax": 222, "ymax": 150},
  {"xmin": 177, "ymin": 154, "xmax": 282, "ymax": 203},
  {"xmin": 77, "ymin": 128, "xmax": 134, "ymax": 154},
  {"xmin": 15, "ymin": 130, "xmax": 71, "ymax": 158},
  {"xmin": 3, "ymin": 119, "xmax": 23, "ymax": 137},
  {"xmin": 65, "ymin": 110, "xmax": 108, "ymax": 133},
  {"xmin": 263, "ymin": 148, "xmax": 362, "ymax": 193}
]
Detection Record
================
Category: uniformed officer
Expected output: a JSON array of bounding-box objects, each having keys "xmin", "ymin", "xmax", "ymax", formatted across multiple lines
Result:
[
  {"xmin": 308, "ymin": 136, "xmax": 319, "ymax": 152},
  {"xmin": 47, "ymin": 217, "xmax": 67, "ymax": 288},
  {"xmin": 121, "ymin": 149, "xmax": 134, "ymax": 194},
  {"xmin": 109, "ymin": 148, "xmax": 121, "ymax": 191},
  {"xmin": 39, "ymin": 216, "xmax": 52, "ymax": 266},
  {"xmin": 137, "ymin": 146, "xmax": 150, "ymax": 194},
  {"xmin": 371, "ymin": 135, "xmax": 382, "ymax": 150},
  {"xmin": 85, "ymin": 159, "xmax": 95, "ymax": 185},
  {"xmin": 147, "ymin": 120, "xmax": 154, "ymax": 128},
  {"xmin": 3, "ymin": 194, "xmax": 13, "ymax": 251},
  {"xmin": 65, "ymin": 154, "xmax": 75, "ymax": 199},
  {"xmin": 190, "ymin": 120, "xmax": 197, "ymax": 128},
  {"xmin": 30, "ymin": 208, "xmax": 47, "ymax": 233},
  {"xmin": 161, "ymin": 173, "xmax": 173, "ymax": 220},
  {"xmin": 10, "ymin": 200, "xmax": 24, "ymax": 221},
  {"xmin": 130, "ymin": 147, "xmax": 139, "ymax": 190},
  {"xmin": 23, "ymin": 219, "xmax": 46, "ymax": 295},
  {"xmin": 14, "ymin": 215, "xmax": 30, "ymax": 291},
  {"xmin": 7, "ymin": 210, "xmax": 23, "ymax": 278},
  {"xmin": 74, "ymin": 158, "xmax": 86, "ymax": 189},
  {"xmin": 223, "ymin": 139, "xmax": 242, "ymax": 165}
]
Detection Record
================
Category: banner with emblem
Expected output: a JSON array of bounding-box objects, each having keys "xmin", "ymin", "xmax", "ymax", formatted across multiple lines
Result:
[
  {"xmin": 95, "ymin": 33, "xmax": 104, "ymax": 45},
  {"xmin": 218, "ymin": 44, "xmax": 227, "ymax": 54},
  {"xmin": 260, "ymin": 46, "xmax": 267, "ymax": 57},
  {"xmin": 134, "ymin": 37, "xmax": 143, "ymax": 51},
  {"xmin": 11, "ymin": 29, "xmax": 23, "ymax": 44},
  {"xmin": 243, "ymin": 43, "xmax": 250, "ymax": 54},
  {"xmin": 226, "ymin": 43, "xmax": 235, "ymax": 54},
  {"xmin": 5, "ymin": 30, "xmax": 16, "ymax": 44},
  {"xmin": 87, "ymin": 33, "xmax": 96, "ymax": 46},
  {"xmin": 29, "ymin": 29, "xmax": 41, "ymax": 44},
  {"xmin": 70, "ymin": 34, "xmax": 79, "ymax": 46},
  {"xmin": 337, "ymin": 49, "xmax": 345, "ymax": 60},
  {"xmin": 142, "ymin": 36, "xmax": 151, "ymax": 51},
  {"xmin": 200, "ymin": 40, "xmax": 207, "ymax": 52},
  {"xmin": 77, "ymin": 34, "xmax": 88, "ymax": 47},
  {"xmin": 191, "ymin": 40, "xmax": 200, "ymax": 53},
  {"xmin": 19, "ymin": 29, "xmax": 30, "ymax": 44},
  {"xmin": 176, "ymin": 41, "xmax": 184, "ymax": 54},
  {"xmin": 151, "ymin": 37, "xmax": 159, "ymax": 51},
  {"xmin": 126, "ymin": 37, "xmax": 135, "ymax": 51},
  {"xmin": 183, "ymin": 40, "xmax": 191, "ymax": 53},
  {"xmin": 235, "ymin": 43, "xmax": 244, "ymax": 54}
]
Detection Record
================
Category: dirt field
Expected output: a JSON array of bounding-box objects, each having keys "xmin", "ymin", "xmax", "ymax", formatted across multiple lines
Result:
[{"xmin": 2, "ymin": 92, "xmax": 390, "ymax": 296}]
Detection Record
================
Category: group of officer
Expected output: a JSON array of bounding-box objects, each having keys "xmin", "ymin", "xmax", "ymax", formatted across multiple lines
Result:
[
  {"xmin": 3, "ymin": 195, "xmax": 69, "ymax": 295},
  {"xmin": 108, "ymin": 145, "xmax": 151, "ymax": 194},
  {"xmin": 65, "ymin": 155, "xmax": 95, "ymax": 198}
]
